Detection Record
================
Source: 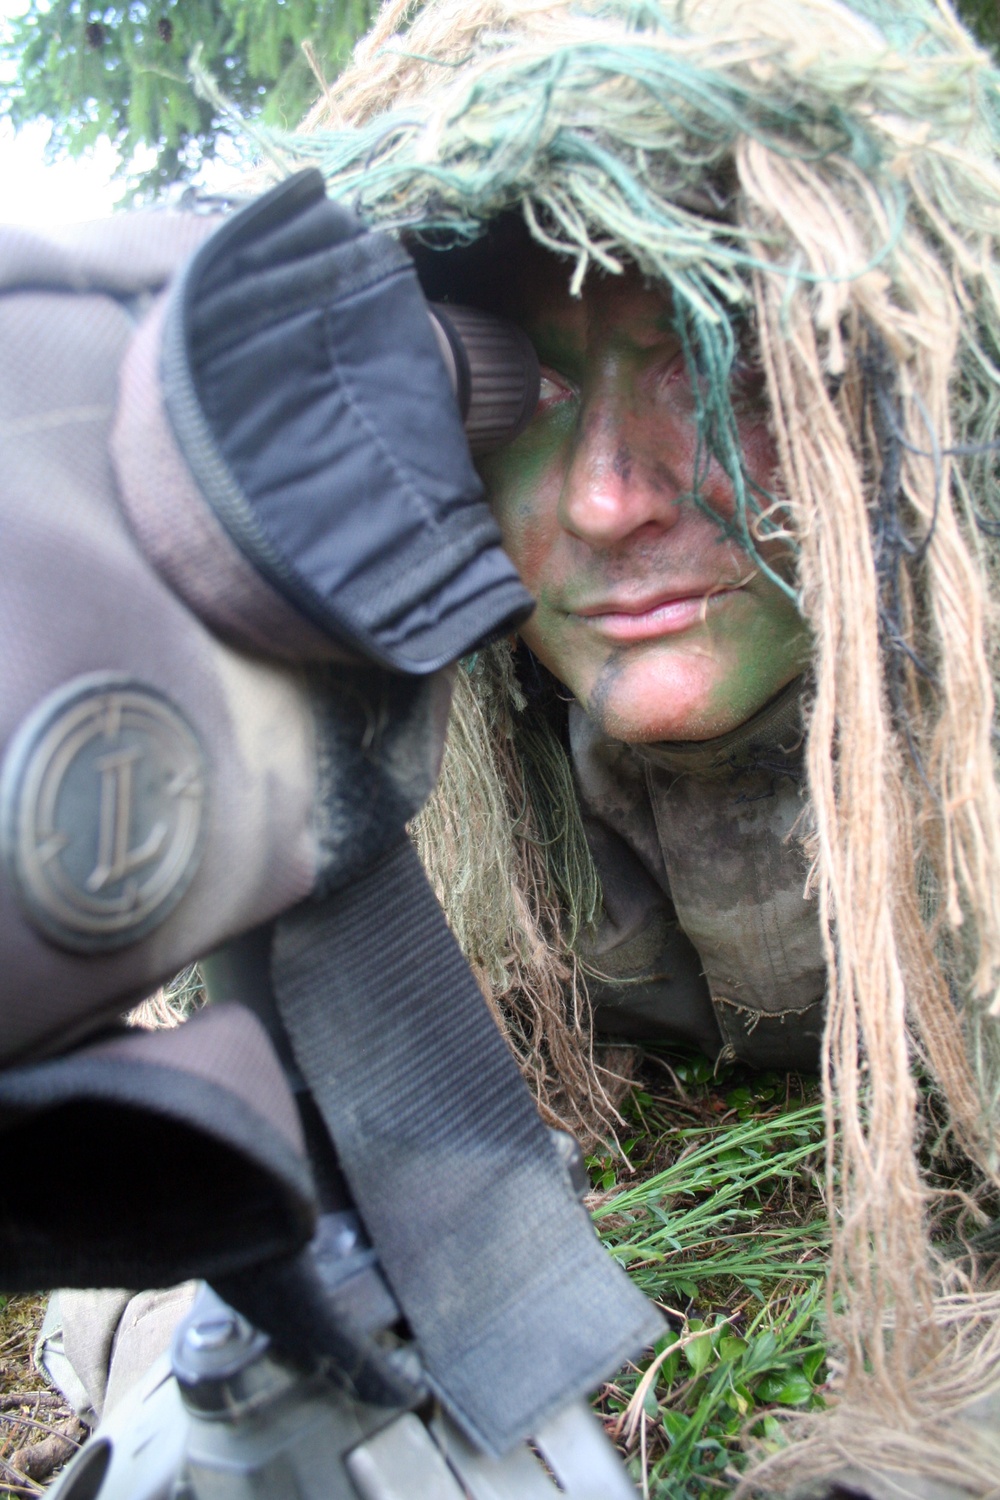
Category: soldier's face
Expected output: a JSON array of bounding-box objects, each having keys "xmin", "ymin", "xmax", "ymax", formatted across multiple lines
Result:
[{"xmin": 480, "ymin": 258, "xmax": 809, "ymax": 743}]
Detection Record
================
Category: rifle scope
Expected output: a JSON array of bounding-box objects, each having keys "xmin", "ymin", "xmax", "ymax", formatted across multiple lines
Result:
[{"xmin": 427, "ymin": 303, "xmax": 540, "ymax": 454}]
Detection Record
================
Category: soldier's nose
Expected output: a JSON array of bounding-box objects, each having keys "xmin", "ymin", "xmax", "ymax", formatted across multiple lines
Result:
[{"xmin": 558, "ymin": 409, "xmax": 685, "ymax": 547}]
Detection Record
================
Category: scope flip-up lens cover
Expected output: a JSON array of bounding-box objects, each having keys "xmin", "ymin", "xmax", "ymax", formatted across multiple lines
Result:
[{"xmin": 161, "ymin": 170, "xmax": 534, "ymax": 675}]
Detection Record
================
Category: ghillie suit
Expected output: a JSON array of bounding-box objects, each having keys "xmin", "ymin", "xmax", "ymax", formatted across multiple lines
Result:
[{"xmin": 267, "ymin": 0, "xmax": 1000, "ymax": 1492}]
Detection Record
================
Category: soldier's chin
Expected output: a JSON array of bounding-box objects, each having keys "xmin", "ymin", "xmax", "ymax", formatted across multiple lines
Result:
[{"xmin": 578, "ymin": 650, "xmax": 742, "ymax": 745}]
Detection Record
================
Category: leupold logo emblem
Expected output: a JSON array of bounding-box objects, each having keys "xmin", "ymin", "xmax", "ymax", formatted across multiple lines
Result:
[{"xmin": 1, "ymin": 676, "xmax": 207, "ymax": 952}]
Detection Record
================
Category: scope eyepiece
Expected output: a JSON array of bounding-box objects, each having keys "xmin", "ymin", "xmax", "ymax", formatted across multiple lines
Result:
[{"xmin": 428, "ymin": 304, "xmax": 540, "ymax": 455}]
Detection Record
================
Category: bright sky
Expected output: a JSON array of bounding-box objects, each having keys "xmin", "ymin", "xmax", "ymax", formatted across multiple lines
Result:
[
  {"xmin": 0, "ymin": 0, "xmax": 115, "ymax": 224},
  {"xmin": 0, "ymin": 0, "xmax": 129, "ymax": 225},
  {"xmin": 0, "ymin": 0, "xmax": 245, "ymax": 226},
  {"xmin": 0, "ymin": 117, "xmax": 127, "ymax": 225}
]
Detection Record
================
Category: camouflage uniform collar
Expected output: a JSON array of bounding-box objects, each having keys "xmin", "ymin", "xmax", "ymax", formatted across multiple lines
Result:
[{"xmin": 629, "ymin": 676, "xmax": 807, "ymax": 781}]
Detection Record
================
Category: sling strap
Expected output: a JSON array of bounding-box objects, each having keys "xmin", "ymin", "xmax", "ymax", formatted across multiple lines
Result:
[{"xmin": 272, "ymin": 837, "xmax": 661, "ymax": 1458}]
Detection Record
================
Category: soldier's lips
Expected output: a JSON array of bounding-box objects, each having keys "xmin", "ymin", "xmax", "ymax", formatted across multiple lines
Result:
[{"xmin": 572, "ymin": 587, "xmax": 743, "ymax": 642}]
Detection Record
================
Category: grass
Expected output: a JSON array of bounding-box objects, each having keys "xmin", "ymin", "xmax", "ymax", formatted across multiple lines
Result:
[{"xmin": 591, "ymin": 1051, "xmax": 830, "ymax": 1499}]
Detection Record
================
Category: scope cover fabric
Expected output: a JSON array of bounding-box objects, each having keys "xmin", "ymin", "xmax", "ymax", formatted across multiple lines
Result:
[
  {"xmin": 163, "ymin": 169, "xmax": 533, "ymax": 674},
  {"xmin": 0, "ymin": 203, "xmax": 451, "ymax": 1063}
]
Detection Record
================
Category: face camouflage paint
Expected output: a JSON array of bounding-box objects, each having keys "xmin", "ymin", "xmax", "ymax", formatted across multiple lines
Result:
[{"xmin": 479, "ymin": 252, "xmax": 810, "ymax": 743}]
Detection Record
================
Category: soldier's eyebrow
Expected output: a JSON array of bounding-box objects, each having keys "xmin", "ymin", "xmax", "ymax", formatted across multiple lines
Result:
[{"xmin": 525, "ymin": 317, "xmax": 587, "ymax": 378}]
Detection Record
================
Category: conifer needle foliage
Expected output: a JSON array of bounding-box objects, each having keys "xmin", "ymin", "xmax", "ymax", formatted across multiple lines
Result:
[{"xmin": 0, "ymin": 0, "xmax": 376, "ymax": 197}]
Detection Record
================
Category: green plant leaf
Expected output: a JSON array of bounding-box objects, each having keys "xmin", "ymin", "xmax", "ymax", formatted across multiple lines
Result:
[
  {"xmin": 741, "ymin": 1330, "xmax": 780, "ymax": 1374},
  {"xmin": 661, "ymin": 1409, "xmax": 689, "ymax": 1444},
  {"xmin": 757, "ymin": 1369, "xmax": 814, "ymax": 1406},
  {"xmin": 684, "ymin": 1324, "xmax": 715, "ymax": 1375}
]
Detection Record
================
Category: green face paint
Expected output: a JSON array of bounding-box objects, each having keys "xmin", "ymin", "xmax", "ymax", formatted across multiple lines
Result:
[{"xmin": 479, "ymin": 253, "xmax": 810, "ymax": 743}]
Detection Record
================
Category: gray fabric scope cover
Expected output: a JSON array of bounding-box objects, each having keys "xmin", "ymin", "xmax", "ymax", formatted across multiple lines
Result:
[{"xmin": 0, "ymin": 206, "xmax": 451, "ymax": 1065}]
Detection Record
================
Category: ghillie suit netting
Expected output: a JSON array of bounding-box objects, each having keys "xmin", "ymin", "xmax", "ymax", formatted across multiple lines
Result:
[{"xmin": 244, "ymin": 0, "xmax": 1000, "ymax": 1488}]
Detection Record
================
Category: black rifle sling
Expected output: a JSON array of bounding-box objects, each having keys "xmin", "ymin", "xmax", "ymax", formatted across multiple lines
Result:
[{"xmin": 271, "ymin": 837, "xmax": 660, "ymax": 1457}]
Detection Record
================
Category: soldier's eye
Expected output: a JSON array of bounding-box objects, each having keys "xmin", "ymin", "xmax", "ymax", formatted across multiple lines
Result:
[
  {"xmin": 534, "ymin": 367, "xmax": 577, "ymax": 419},
  {"xmin": 730, "ymin": 320, "xmax": 767, "ymax": 415},
  {"xmin": 730, "ymin": 351, "xmax": 767, "ymax": 416}
]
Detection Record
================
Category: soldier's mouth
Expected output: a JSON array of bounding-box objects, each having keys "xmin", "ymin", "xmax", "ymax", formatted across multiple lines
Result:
[{"xmin": 573, "ymin": 586, "xmax": 744, "ymax": 642}]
